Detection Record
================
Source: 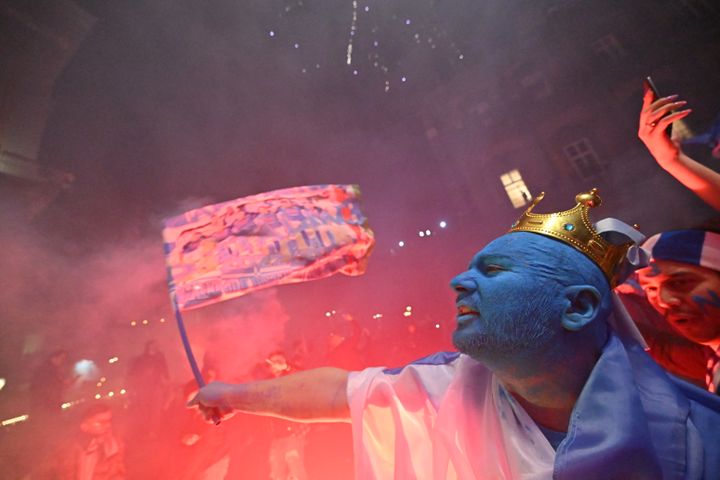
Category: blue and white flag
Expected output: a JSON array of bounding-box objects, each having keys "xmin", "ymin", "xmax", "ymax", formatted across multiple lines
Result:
[{"xmin": 163, "ymin": 184, "xmax": 375, "ymax": 311}]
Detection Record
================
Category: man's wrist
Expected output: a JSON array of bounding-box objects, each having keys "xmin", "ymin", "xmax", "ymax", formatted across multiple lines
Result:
[
  {"xmin": 655, "ymin": 150, "xmax": 681, "ymax": 169},
  {"xmin": 224, "ymin": 383, "xmax": 245, "ymax": 408}
]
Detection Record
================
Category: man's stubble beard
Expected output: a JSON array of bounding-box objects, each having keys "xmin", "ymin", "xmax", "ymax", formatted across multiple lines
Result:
[{"xmin": 452, "ymin": 289, "xmax": 558, "ymax": 364}]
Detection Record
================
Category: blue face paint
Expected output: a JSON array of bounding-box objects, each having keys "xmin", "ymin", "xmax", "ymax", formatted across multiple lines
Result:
[
  {"xmin": 692, "ymin": 289, "xmax": 720, "ymax": 314},
  {"xmin": 450, "ymin": 232, "xmax": 609, "ymax": 367}
]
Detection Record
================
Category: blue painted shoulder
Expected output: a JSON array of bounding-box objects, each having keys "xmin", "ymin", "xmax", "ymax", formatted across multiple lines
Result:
[{"xmin": 383, "ymin": 351, "xmax": 462, "ymax": 375}]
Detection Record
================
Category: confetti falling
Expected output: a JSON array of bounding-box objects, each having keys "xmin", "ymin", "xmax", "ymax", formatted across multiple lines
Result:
[
  {"xmin": 268, "ymin": 0, "xmax": 466, "ymax": 92},
  {"xmin": 347, "ymin": 0, "xmax": 358, "ymax": 65}
]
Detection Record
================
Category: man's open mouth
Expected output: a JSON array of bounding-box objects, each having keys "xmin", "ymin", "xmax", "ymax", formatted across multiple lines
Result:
[{"xmin": 457, "ymin": 305, "xmax": 478, "ymax": 315}]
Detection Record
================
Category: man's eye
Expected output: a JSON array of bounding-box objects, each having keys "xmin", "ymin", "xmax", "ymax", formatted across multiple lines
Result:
[{"xmin": 485, "ymin": 264, "xmax": 505, "ymax": 274}]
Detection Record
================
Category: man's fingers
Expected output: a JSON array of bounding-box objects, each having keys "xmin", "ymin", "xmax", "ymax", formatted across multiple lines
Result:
[
  {"xmin": 656, "ymin": 108, "xmax": 692, "ymax": 126},
  {"xmin": 639, "ymin": 108, "xmax": 692, "ymax": 141},
  {"xmin": 643, "ymin": 100, "xmax": 687, "ymax": 127},
  {"xmin": 640, "ymin": 94, "xmax": 679, "ymax": 130},
  {"xmin": 198, "ymin": 404, "xmax": 232, "ymax": 423},
  {"xmin": 187, "ymin": 393, "xmax": 200, "ymax": 408},
  {"xmin": 650, "ymin": 100, "xmax": 687, "ymax": 117},
  {"xmin": 643, "ymin": 94, "xmax": 679, "ymax": 114}
]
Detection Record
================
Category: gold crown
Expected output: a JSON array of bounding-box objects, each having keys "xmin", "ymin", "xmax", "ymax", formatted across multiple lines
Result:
[{"xmin": 509, "ymin": 188, "xmax": 631, "ymax": 286}]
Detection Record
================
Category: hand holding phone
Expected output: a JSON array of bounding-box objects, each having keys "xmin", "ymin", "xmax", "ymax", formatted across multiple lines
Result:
[
  {"xmin": 638, "ymin": 78, "xmax": 692, "ymax": 168},
  {"xmin": 642, "ymin": 76, "xmax": 673, "ymax": 137}
]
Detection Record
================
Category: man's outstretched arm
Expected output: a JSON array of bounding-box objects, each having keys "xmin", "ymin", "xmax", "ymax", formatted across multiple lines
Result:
[{"xmin": 187, "ymin": 367, "xmax": 351, "ymax": 423}]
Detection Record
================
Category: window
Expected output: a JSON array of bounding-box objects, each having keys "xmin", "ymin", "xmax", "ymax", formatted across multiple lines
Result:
[
  {"xmin": 500, "ymin": 169, "xmax": 532, "ymax": 208},
  {"xmin": 562, "ymin": 138, "xmax": 603, "ymax": 179},
  {"xmin": 592, "ymin": 34, "xmax": 625, "ymax": 62}
]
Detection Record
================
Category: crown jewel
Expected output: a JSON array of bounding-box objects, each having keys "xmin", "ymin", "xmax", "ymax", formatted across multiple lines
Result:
[{"xmin": 509, "ymin": 188, "xmax": 632, "ymax": 286}]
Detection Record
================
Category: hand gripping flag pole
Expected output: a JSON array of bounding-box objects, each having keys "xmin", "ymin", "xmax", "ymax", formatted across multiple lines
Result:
[{"xmin": 162, "ymin": 184, "xmax": 375, "ymax": 422}]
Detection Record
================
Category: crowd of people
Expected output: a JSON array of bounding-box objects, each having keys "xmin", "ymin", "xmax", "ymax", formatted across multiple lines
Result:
[
  {"xmin": 18, "ymin": 314, "xmax": 380, "ymax": 479},
  {"xmin": 8, "ymin": 85, "xmax": 720, "ymax": 479}
]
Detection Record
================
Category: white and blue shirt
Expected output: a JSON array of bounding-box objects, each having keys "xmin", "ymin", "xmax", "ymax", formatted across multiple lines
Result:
[{"xmin": 348, "ymin": 333, "xmax": 720, "ymax": 479}]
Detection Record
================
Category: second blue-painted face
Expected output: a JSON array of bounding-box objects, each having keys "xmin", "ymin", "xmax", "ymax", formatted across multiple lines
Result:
[{"xmin": 450, "ymin": 232, "xmax": 607, "ymax": 364}]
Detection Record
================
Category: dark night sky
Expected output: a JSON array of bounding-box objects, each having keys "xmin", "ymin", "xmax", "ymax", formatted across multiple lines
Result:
[{"xmin": 40, "ymin": 0, "xmax": 478, "ymax": 249}]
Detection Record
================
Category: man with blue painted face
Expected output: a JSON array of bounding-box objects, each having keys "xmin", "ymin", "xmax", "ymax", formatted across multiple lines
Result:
[{"xmin": 189, "ymin": 189, "xmax": 720, "ymax": 479}]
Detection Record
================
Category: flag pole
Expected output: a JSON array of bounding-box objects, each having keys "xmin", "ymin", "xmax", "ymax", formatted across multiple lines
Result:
[
  {"xmin": 170, "ymin": 291, "xmax": 206, "ymax": 387},
  {"xmin": 166, "ymin": 264, "xmax": 221, "ymax": 424}
]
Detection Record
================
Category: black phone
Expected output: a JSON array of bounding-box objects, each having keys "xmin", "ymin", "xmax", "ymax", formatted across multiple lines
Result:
[{"xmin": 643, "ymin": 76, "xmax": 672, "ymax": 137}]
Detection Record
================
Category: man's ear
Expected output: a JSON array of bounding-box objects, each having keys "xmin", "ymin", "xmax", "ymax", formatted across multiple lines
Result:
[{"xmin": 561, "ymin": 285, "xmax": 602, "ymax": 332}]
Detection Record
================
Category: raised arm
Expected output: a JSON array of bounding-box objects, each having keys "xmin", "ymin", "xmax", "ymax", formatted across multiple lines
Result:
[
  {"xmin": 638, "ymin": 87, "xmax": 720, "ymax": 211},
  {"xmin": 187, "ymin": 367, "xmax": 350, "ymax": 423}
]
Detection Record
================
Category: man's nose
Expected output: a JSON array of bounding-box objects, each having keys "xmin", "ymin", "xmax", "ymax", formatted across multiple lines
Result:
[
  {"xmin": 658, "ymin": 286, "xmax": 682, "ymax": 309},
  {"xmin": 450, "ymin": 271, "xmax": 477, "ymax": 294}
]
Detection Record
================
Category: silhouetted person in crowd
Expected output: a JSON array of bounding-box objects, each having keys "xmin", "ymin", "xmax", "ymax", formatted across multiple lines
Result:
[
  {"xmin": 125, "ymin": 340, "xmax": 169, "ymax": 436},
  {"xmin": 323, "ymin": 313, "xmax": 369, "ymax": 370},
  {"xmin": 28, "ymin": 349, "xmax": 78, "ymax": 461},
  {"xmin": 123, "ymin": 340, "xmax": 169, "ymax": 479},
  {"xmin": 30, "ymin": 349, "xmax": 75, "ymax": 415},
  {"xmin": 35, "ymin": 402, "xmax": 126, "ymax": 480}
]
